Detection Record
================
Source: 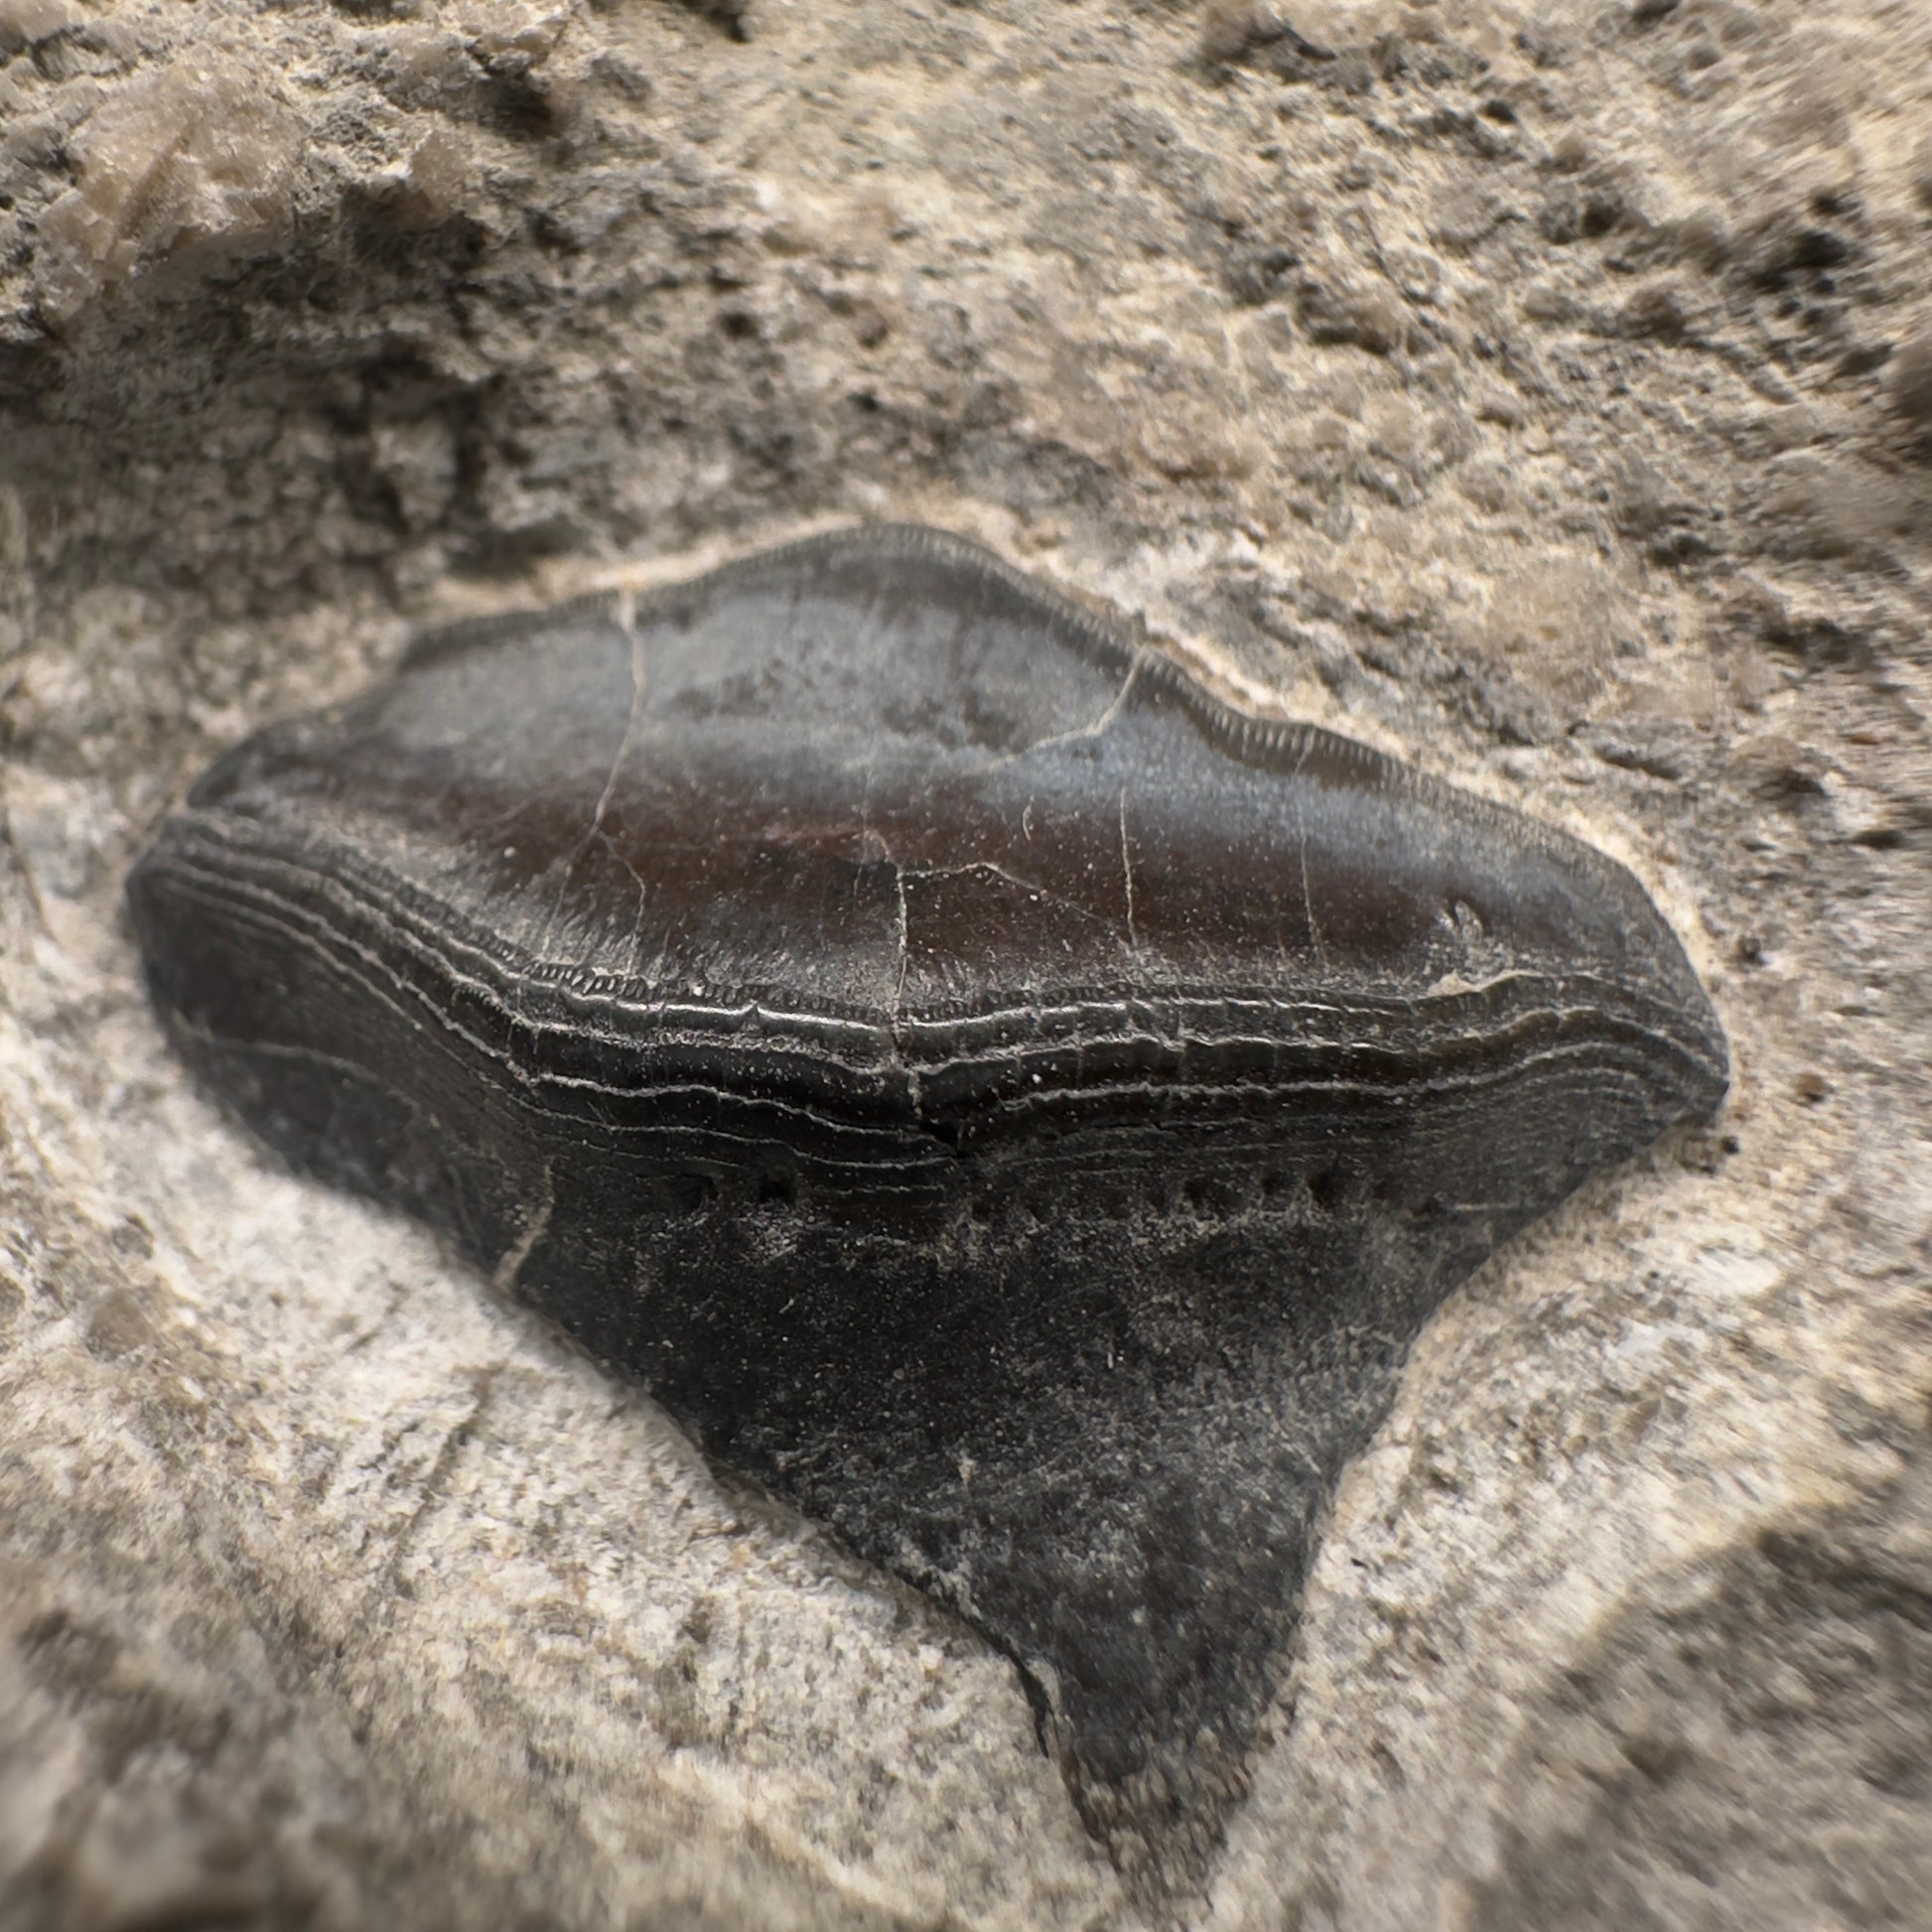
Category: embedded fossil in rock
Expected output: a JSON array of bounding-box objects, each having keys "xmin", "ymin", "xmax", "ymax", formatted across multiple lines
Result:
[{"xmin": 126, "ymin": 524, "xmax": 1727, "ymax": 1878}]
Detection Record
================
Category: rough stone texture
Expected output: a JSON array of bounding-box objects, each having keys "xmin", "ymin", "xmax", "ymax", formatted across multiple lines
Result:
[{"xmin": 0, "ymin": 1, "xmax": 1927, "ymax": 1927}]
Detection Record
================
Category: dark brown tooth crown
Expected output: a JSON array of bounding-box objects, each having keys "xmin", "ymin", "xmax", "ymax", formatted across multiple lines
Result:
[{"xmin": 127, "ymin": 522, "xmax": 1727, "ymax": 1880}]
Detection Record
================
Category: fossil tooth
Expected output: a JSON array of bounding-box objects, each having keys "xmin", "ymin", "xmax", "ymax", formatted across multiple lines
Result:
[{"xmin": 127, "ymin": 524, "xmax": 1727, "ymax": 1877}]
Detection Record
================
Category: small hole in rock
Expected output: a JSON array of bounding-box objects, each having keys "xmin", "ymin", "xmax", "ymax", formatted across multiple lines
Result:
[
  {"xmin": 1183, "ymin": 1174, "xmax": 1239, "ymax": 1216},
  {"xmin": 1308, "ymin": 1166, "xmax": 1347, "ymax": 1211},
  {"xmin": 667, "ymin": 1171, "xmax": 721, "ymax": 1213}
]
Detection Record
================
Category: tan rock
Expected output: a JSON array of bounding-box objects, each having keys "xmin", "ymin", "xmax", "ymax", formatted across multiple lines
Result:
[{"xmin": 1, "ymin": 0, "xmax": 1928, "ymax": 1925}]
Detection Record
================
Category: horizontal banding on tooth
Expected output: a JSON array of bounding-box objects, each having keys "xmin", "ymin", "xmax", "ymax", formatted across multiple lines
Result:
[{"xmin": 127, "ymin": 522, "xmax": 1727, "ymax": 1876}]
